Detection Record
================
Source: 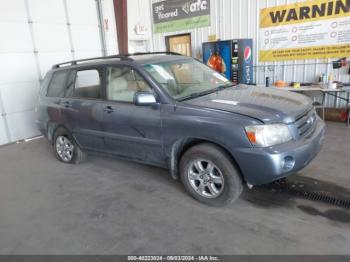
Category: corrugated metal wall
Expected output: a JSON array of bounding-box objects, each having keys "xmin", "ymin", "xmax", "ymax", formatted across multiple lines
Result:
[{"xmin": 149, "ymin": 0, "xmax": 350, "ymax": 96}]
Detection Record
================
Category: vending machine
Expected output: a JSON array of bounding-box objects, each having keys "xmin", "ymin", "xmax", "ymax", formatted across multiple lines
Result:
[{"xmin": 202, "ymin": 39, "xmax": 253, "ymax": 85}]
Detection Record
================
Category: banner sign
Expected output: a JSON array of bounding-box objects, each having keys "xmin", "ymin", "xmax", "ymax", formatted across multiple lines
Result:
[
  {"xmin": 259, "ymin": 0, "xmax": 350, "ymax": 62},
  {"xmin": 152, "ymin": 0, "xmax": 210, "ymax": 33}
]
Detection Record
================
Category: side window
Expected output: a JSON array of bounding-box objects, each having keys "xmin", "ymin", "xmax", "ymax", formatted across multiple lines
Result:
[
  {"xmin": 65, "ymin": 70, "xmax": 76, "ymax": 97},
  {"xmin": 106, "ymin": 67, "xmax": 152, "ymax": 102},
  {"xmin": 47, "ymin": 70, "xmax": 69, "ymax": 97},
  {"xmin": 72, "ymin": 69, "xmax": 101, "ymax": 99}
]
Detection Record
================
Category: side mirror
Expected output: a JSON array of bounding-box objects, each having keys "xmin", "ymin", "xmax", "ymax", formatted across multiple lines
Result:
[{"xmin": 133, "ymin": 91, "xmax": 157, "ymax": 106}]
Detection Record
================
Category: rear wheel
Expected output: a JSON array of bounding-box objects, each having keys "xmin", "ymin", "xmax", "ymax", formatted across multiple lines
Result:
[
  {"xmin": 53, "ymin": 127, "xmax": 86, "ymax": 164},
  {"xmin": 179, "ymin": 143, "xmax": 243, "ymax": 206}
]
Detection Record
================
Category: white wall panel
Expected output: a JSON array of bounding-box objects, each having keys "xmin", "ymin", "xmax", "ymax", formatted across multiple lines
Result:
[
  {"xmin": 0, "ymin": 119, "xmax": 8, "ymax": 145},
  {"xmin": 74, "ymin": 50, "xmax": 103, "ymax": 60},
  {"xmin": 0, "ymin": 81, "xmax": 40, "ymax": 114},
  {"xmin": 28, "ymin": 0, "xmax": 66, "ymax": 23},
  {"xmin": 0, "ymin": 88, "xmax": 9, "ymax": 145},
  {"xmin": 0, "ymin": 53, "xmax": 37, "ymax": 84},
  {"xmin": 6, "ymin": 110, "xmax": 38, "ymax": 142},
  {"xmin": 0, "ymin": 23, "xmax": 33, "ymax": 53},
  {"xmin": 0, "ymin": 0, "xmax": 27, "ymax": 22},
  {"xmin": 0, "ymin": 0, "xmax": 116, "ymax": 146},
  {"xmin": 66, "ymin": 0, "xmax": 99, "ymax": 25},
  {"xmin": 32, "ymin": 24, "xmax": 71, "ymax": 52},
  {"xmin": 70, "ymin": 25, "xmax": 101, "ymax": 51}
]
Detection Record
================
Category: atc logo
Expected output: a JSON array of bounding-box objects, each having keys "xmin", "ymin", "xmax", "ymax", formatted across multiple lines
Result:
[
  {"xmin": 182, "ymin": 0, "xmax": 208, "ymax": 14},
  {"xmin": 244, "ymin": 46, "xmax": 252, "ymax": 63}
]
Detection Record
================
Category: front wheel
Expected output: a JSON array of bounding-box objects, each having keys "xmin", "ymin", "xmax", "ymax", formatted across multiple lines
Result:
[{"xmin": 179, "ymin": 143, "xmax": 243, "ymax": 206}]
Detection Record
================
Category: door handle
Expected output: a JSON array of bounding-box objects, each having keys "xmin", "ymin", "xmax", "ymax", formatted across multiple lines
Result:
[
  {"xmin": 103, "ymin": 106, "xmax": 114, "ymax": 114},
  {"xmin": 60, "ymin": 101, "xmax": 71, "ymax": 108}
]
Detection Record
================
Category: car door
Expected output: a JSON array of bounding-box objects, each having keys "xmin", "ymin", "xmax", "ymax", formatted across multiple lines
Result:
[
  {"xmin": 59, "ymin": 67, "xmax": 105, "ymax": 151},
  {"xmin": 101, "ymin": 65, "xmax": 164, "ymax": 165}
]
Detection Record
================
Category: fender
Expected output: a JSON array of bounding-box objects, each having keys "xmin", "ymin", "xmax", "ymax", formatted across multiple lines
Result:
[{"xmin": 169, "ymin": 137, "xmax": 244, "ymax": 181}]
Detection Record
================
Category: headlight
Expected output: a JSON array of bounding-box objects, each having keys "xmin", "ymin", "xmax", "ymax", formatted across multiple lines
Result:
[{"xmin": 245, "ymin": 124, "xmax": 292, "ymax": 147}]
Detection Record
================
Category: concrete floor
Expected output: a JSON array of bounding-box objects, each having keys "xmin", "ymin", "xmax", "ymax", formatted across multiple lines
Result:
[{"xmin": 0, "ymin": 121, "xmax": 349, "ymax": 255}]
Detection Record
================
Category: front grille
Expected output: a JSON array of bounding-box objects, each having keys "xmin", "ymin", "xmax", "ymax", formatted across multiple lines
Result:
[{"xmin": 295, "ymin": 108, "xmax": 317, "ymax": 137}]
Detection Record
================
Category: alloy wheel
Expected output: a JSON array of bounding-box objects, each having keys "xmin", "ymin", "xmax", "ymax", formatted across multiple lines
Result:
[
  {"xmin": 187, "ymin": 159, "xmax": 224, "ymax": 198},
  {"xmin": 56, "ymin": 136, "xmax": 74, "ymax": 162}
]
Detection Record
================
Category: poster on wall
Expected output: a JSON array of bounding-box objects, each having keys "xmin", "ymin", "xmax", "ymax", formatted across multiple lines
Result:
[
  {"xmin": 152, "ymin": 0, "xmax": 210, "ymax": 33},
  {"xmin": 259, "ymin": 0, "xmax": 350, "ymax": 62}
]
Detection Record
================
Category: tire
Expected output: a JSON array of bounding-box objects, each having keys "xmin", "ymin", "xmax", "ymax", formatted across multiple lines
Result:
[
  {"xmin": 53, "ymin": 127, "xmax": 86, "ymax": 164},
  {"xmin": 179, "ymin": 143, "xmax": 243, "ymax": 206}
]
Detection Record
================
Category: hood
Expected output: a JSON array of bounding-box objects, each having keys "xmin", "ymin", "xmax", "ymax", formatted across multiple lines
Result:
[{"xmin": 184, "ymin": 85, "xmax": 312, "ymax": 124}]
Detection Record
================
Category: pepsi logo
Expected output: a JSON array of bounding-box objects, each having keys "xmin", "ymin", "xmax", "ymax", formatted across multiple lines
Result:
[{"xmin": 244, "ymin": 46, "xmax": 252, "ymax": 63}]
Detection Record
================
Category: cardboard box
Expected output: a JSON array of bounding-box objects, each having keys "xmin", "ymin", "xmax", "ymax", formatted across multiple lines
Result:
[{"xmin": 318, "ymin": 108, "xmax": 349, "ymax": 122}]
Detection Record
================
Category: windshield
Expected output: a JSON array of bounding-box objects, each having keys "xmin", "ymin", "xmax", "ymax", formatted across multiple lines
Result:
[{"xmin": 143, "ymin": 59, "xmax": 233, "ymax": 101}]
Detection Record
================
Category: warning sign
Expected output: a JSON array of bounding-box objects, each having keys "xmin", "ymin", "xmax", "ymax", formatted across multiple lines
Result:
[{"xmin": 259, "ymin": 0, "xmax": 350, "ymax": 61}]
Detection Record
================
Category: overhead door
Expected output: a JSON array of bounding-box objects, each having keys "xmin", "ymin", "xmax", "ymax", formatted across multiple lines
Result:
[{"xmin": 0, "ymin": 0, "xmax": 107, "ymax": 146}]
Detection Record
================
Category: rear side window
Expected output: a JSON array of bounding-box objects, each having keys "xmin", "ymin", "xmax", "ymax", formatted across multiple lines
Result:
[
  {"xmin": 71, "ymin": 70, "xmax": 101, "ymax": 99},
  {"xmin": 47, "ymin": 70, "xmax": 69, "ymax": 97}
]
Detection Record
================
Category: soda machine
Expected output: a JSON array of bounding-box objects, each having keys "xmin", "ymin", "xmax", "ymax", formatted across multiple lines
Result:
[{"xmin": 202, "ymin": 39, "xmax": 253, "ymax": 85}]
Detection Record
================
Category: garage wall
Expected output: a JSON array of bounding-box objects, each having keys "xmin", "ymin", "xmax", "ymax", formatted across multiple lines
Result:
[
  {"xmin": 0, "ymin": 0, "xmax": 118, "ymax": 146},
  {"xmin": 127, "ymin": 0, "xmax": 153, "ymax": 53},
  {"xmin": 129, "ymin": 0, "xmax": 350, "ymax": 89}
]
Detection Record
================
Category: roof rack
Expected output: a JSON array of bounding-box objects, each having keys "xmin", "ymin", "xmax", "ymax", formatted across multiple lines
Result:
[
  {"xmin": 124, "ymin": 51, "xmax": 183, "ymax": 56},
  {"xmin": 52, "ymin": 52, "xmax": 183, "ymax": 69},
  {"xmin": 52, "ymin": 54, "xmax": 133, "ymax": 69}
]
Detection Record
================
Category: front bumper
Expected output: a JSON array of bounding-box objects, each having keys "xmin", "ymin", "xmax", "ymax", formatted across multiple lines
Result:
[{"xmin": 233, "ymin": 118, "xmax": 326, "ymax": 185}]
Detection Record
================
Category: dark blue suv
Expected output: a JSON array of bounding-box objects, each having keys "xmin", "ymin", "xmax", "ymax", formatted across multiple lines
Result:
[{"xmin": 36, "ymin": 52, "xmax": 325, "ymax": 206}]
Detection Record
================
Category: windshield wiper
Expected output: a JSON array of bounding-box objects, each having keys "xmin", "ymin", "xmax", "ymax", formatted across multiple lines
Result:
[
  {"xmin": 178, "ymin": 84, "xmax": 234, "ymax": 102},
  {"xmin": 178, "ymin": 89, "xmax": 218, "ymax": 101},
  {"xmin": 216, "ymin": 83, "xmax": 234, "ymax": 90}
]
